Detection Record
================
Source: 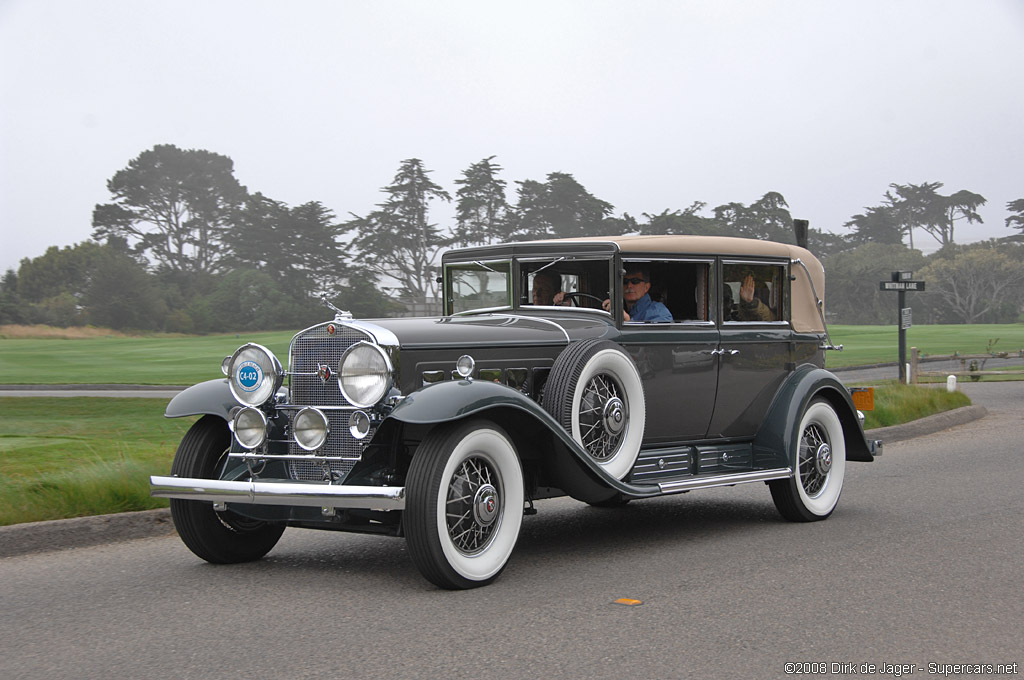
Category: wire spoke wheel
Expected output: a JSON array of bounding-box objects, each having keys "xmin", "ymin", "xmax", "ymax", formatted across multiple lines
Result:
[
  {"xmin": 543, "ymin": 338, "xmax": 645, "ymax": 480},
  {"xmin": 405, "ymin": 421, "xmax": 524, "ymax": 589},
  {"xmin": 769, "ymin": 399, "xmax": 846, "ymax": 522},
  {"xmin": 578, "ymin": 373, "xmax": 626, "ymax": 460}
]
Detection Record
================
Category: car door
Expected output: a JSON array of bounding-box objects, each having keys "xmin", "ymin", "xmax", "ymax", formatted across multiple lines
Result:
[
  {"xmin": 617, "ymin": 257, "xmax": 720, "ymax": 443},
  {"xmin": 706, "ymin": 258, "xmax": 793, "ymax": 439}
]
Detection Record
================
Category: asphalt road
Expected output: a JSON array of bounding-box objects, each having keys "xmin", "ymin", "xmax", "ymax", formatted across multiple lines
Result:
[{"xmin": 1, "ymin": 381, "xmax": 1021, "ymax": 679}]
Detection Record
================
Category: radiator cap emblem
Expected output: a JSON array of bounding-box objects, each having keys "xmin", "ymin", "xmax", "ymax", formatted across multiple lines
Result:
[{"xmin": 317, "ymin": 363, "xmax": 333, "ymax": 383}]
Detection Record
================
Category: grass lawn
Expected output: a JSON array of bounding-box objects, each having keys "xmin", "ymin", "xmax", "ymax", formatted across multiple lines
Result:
[
  {"xmin": 825, "ymin": 324, "xmax": 1024, "ymax": 368},
  {"xmin": 3, "ymin": 323, "xmax": 1024, "ymax": 385},
  {"xmin": 0, "ymin": 397, "xmax": 195, "ymax": 525}
]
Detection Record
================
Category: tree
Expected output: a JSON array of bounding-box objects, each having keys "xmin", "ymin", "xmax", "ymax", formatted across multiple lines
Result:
[
  {"xmin": 92, "ymin": 144, "xmax": 247, "ymax": 274},
  {"xmin": 711, "ymin": 191, "xmax": 794, "ymax": 243},
  {"xmin": 1006, "ymin": 198, "xmax": 1024, "ymax": 235},
  {"xmin": 230, "ymin": 195, "xmax": 347, "ymax": 295},
  {"xmin": 349, "ymin": 159, "xmax": 452, "ymax": 299},
  {"xmin": 819, "ymin": 243, "xmax": 926, "ymax": 324},
  {"xmin": 918, "ymin": 244, "xmax": 1024, "ymax": 324},
  {"xmin": 0, "ymin": 269, "xmax": 24, "ymax": 324},
  {"xmin": 509, "ymin": 172, "xmax": 617, "ymax": 240},
  {"xmin": 934, "ymin": 189, "xmax": 986, "ymax": 245},
  {"xmin": 453, "ymin": 156, "xmax": 512, "ymax": 246},
  {"xmin": 83, "ymin": 249, "xmax": 166, "ymax": 330},
  {"xmin": 853, "ymin": 182, "xmax": 986, "ymax": 248},
  {"xmin": 639, "ymin": 202, "xmax": 725, "ymax": 236},
  {"xmin": 844, "ymin": 206, "xmax": 904, "ymax": 245}
]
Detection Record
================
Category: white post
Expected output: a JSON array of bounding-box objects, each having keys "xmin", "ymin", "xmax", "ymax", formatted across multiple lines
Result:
[
  {"xmin": 946, "ymin": 375, "xmax": 957, "ymax": 393},
  {"xmin": 905, "ymin": 363, "xmax": 911, "ymax": 385}
]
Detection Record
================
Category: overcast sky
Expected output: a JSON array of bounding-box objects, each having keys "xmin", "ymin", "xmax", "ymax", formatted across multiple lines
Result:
[{"xmin": 2, "ymin": 0, "xmax": 1022, "ymax": 273}]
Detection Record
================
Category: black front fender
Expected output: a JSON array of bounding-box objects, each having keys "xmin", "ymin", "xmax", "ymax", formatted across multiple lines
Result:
[
  {"xmin": 165, "ymin": 379, "xmax": 237, "ymax": 420},
  {"xmin": 387, "ymin": 380, "xmax": 662, "ymax": 500},
  {"xmin": 754, "ymin": 365, "xmax": 876, "ymax": 468}
]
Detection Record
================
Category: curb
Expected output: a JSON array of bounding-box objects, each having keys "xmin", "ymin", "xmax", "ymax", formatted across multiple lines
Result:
[
  {"xmin": 0, "ymin": 508, "xmax": 175, "ymax": 559},
  {"xmin": 863, "ymin": 404, "xmax": 988, "ymax": 444},
  {"xmin": 0, "ymin": 405, "xmax": 990, "ymax": 559}
]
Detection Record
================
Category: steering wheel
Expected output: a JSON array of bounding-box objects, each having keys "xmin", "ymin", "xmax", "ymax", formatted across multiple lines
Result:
[{"xmin": 560, "ymin": 292, "xmax": 604, "ymax": 308}]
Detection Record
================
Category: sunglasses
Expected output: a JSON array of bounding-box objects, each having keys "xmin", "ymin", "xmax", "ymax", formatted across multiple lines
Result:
[{"xmin": 623, "ymin": 277, "xmax": 648, "ymax": 285}]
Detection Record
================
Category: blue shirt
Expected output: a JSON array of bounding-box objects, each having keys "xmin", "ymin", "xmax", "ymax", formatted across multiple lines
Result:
[{"xmin": 628, "ymin": 294, "xmax": 672, "ymax": 322}]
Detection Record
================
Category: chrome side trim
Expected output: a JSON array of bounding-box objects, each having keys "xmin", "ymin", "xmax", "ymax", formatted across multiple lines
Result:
[
  {"xmin": 150, "ymin": 476, "xmax": 405, "ymax": 511},
  {"xmin": 657, "ymin": 467, "xmax": 792, "ymax": 494},
  {"xmin": 489, "ymin": 313, "xmax": 572, "ymax": 343}
]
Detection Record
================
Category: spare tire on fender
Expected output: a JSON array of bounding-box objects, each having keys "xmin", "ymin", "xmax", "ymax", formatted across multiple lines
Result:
[{"xmin": 542, "ymin": 338, "xmax": 646, "ymax": 480}]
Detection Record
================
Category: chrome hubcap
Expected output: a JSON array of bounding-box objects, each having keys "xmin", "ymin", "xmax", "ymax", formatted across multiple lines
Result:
[
  {"xmin": 472, "ymin": 483, "xmax": 500, "ymax": 527},
  {"xmin": 602, "ymin": 397, "xmax": 626, "ymax": 436},
  {"xmin": 815, "ymin": 443, "xmax": 832, "ymax": 476}
]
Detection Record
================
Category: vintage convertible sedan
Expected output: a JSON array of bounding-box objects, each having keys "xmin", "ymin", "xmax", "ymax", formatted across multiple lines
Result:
[{"xmin": 151, "ymin": 235, "xmax": 880, "ymax": 589}]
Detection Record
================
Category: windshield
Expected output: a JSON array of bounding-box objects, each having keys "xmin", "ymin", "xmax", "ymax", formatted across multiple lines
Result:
[{"xmin": 446, "ymin": 261, "xmax": 512, "ymax": 314}]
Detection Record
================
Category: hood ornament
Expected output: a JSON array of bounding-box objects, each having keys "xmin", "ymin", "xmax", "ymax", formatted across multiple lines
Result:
[{"xmin": 319, "ymin": 291, "xmax": 353, "ymax": 320}]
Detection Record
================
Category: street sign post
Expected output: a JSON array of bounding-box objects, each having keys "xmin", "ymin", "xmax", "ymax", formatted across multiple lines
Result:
[{"xmin": 880, "ymin": 271, "xmax": 925, "ymax": 383}]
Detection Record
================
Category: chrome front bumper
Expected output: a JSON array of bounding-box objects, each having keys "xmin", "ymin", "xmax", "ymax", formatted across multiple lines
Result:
[{"xmin": 150, "ymin": 476, "xmax": 406, "ymax": 511}]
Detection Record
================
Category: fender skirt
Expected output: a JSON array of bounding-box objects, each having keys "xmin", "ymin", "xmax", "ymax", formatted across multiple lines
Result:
[
  {"xmin": 165, "ymin": 379, "xmax": 237, "ymax": 420},
  {"xmin": 388, "ymin": 380, "xmax": 664, "ymax": 500},
  {"xmin": 753, "ymin": 364, "xmax": 879, "ymax": 468}
]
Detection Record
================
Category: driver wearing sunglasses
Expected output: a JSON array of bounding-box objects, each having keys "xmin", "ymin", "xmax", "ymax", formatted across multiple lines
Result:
[{"xmin": 601, "ymin": 267, "xmax": 672, "ymax": 322}]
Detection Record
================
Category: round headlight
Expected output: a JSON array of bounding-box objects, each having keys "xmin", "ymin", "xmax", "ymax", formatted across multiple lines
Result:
[
  {"xmin": 231, "ymin": 407, "xmax": 268, "ymax": 449},
  {"xmin": 293, "ymin": 407, "xmax": 329, "ymax": 451},
  {"xmin": 338, "ymin": 342, "xmax": 392, "ymax": 408},
  {"xmin": 228, "ymin": 343, "xmax": 283, "ymax": 406}
]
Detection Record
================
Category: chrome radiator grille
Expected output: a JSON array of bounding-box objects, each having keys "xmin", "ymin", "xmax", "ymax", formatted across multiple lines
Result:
[
  {"xmin": 289, "ymin": 323, "xmax": 372, "ymax": 405},
  {"xmin": 286, "ymin": 323, "xmax": 377, "ymax": 482}
]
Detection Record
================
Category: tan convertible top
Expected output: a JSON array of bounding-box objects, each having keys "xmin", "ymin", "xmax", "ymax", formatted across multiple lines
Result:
[{"xmin": 540, "ymin": 235, "xmax": 827, "ymax": 333}]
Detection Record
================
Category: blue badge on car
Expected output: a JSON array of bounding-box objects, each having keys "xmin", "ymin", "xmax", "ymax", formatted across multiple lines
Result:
[{"xmin": 237, "ymin": 360, "xmax": 262, "ymax": 392}]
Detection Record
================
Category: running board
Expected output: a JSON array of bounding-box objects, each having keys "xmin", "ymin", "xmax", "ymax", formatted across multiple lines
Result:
[
  {"xmin": 656, "ymin": 468, "xmax": 792, "ymax": 495},
  {"xmin": 150, "ymin": 475, "xmax": 405, "ymax": 511}
]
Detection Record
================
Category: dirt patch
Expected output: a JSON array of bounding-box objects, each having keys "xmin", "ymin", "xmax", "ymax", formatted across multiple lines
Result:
[{"xmin": 0, "ymin": 324, "xmax": 134, "ymax": 339}]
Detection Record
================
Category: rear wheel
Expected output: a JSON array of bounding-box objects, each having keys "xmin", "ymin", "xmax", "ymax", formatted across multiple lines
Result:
[
  {"xmin": 169, "ymin": 416, "xmax": 285, "ymax": 563},
  {"xmin": 405, "ymin": 420, "xmax": 525, "ymax": 589},
  {"xmin": 769, "ymin": 399, "xmax": 846, "ymax": 522}
]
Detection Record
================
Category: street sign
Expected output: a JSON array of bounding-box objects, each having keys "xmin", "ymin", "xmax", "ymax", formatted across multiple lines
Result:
[
  {"xmin": 880, "ymin": 281, "xmax": 925, "ymax": 291},
  {"xmin": 901, "ymin": 307, "xmax": 912, "ymax": 330},
  {"xmin": 892, "ymin": 271, "xmax": 914, "ymax": 281}
]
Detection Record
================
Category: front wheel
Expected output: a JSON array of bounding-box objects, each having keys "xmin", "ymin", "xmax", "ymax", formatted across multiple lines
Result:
[
  {"xmin": 404, "ymin": 420, "xmax": 525, "ymax": 589},
  {"xmin": 169, "ymin": 415, "xmax": 285, "ymax": 563},
  {"xmin": 769, "ymin": 399, "xmax": 847, "ymax": 522}
]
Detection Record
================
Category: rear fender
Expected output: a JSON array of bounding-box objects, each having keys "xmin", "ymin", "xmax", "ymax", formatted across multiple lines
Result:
[{"xmin": 754, "ymin": 365, "xmax": 876, "ymax": 468}]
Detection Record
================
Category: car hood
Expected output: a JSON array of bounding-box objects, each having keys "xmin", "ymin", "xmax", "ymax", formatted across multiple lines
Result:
[{"xmin": 365, "ymin": 313, "xmax": 612, "ymax": 349}]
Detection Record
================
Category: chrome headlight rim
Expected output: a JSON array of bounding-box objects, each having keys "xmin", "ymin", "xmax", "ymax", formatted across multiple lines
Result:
[
  {"xmin": 230, "ymin": 406, "xmax": 268, "ymax": 450},
  {"xmin": 227, "ymin": 343, "xmax": 283, "ymax": 406},
  {"xmin": 293, "ymin": 407, "xmax": 330, "ymax": 452},
  {"xmin": 338, "ymin": 341, "xmax": 393, "ymax": 408}
]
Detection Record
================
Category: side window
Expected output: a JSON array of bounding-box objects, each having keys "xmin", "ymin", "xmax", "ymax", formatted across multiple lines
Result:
[
  {"xmin": 721, "ymin": 263, "xmax": 786, "ymax": 323},
  {"xmin": 622, "ymin": 260, "xmax": 712, "ymax": 323},
  {"xmin": 521, "ymin": 260, "xmax": 610, "ymax": 309},
  {"xmin": 447, "ymin": 262, "xmax": 511, "ymax": 314}
]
